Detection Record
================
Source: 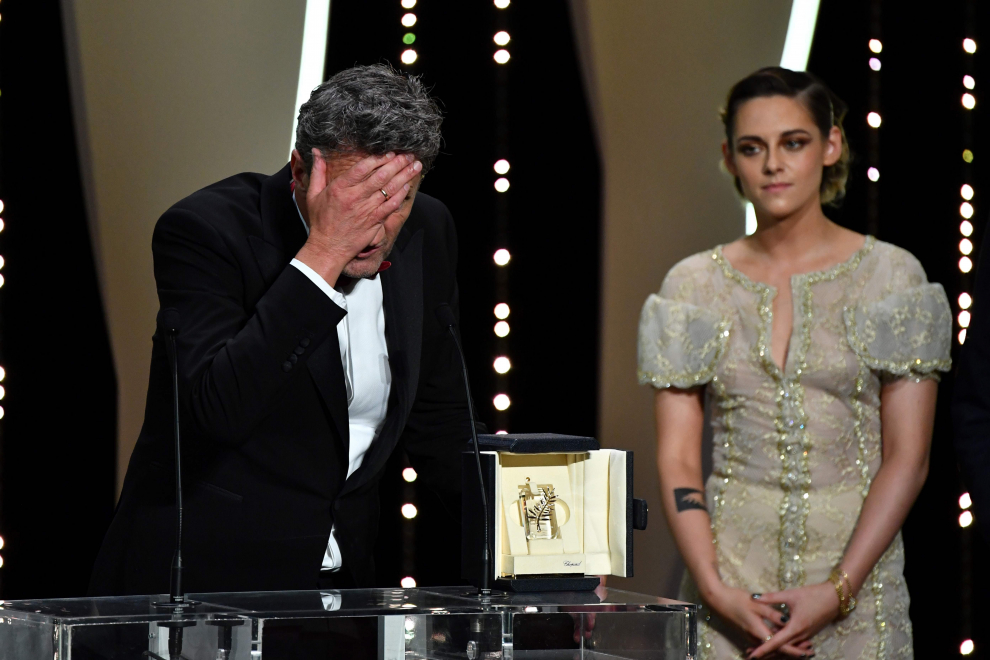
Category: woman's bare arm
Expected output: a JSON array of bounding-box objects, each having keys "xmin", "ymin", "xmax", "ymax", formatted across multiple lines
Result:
[
  {"xmin": 841, "ymin": 377, "xmax": 936, "ymax": 592},
  {"xmin": 654, "ymin": 387, "xmax": 721, "ymax": 598}
]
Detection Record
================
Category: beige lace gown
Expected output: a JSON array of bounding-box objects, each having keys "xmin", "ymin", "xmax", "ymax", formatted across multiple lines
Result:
[{"xmin": 637, "ymin": 237, "xmax": 951, "ymax": 660}]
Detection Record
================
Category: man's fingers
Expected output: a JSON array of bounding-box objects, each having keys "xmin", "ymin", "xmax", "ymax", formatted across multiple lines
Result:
[
  {"xmin": 341, "ymin": 152, "xmax": 399, "ymax": 185},
  {"xmin": 307, "ymin": 149, "xmax": 329, "ymax": 201},
  {"xmin": 372, "ymin": 179, "xmax": 415, "ymax": 223},
  {"xmin": 362, "ymin": 153, "xmax": 418, "ymax": 197},
  {"xmin": 379, "ymin": 158, "xmax": 422, "ymax": 201}
]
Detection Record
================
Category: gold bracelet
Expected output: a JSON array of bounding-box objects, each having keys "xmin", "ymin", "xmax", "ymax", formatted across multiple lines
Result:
[{"xmin": 828, "ymin": 567, "xmax": 857, "ymax": 618}]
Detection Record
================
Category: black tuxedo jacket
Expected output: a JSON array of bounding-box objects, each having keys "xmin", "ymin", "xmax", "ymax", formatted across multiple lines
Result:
[
  {"xmin": 954, "ymin": 222, "xmax": 990, "ymax": 544},
  {"xmin": 90, "ymin": 165, "xmax": 474, "ymax": 595}
]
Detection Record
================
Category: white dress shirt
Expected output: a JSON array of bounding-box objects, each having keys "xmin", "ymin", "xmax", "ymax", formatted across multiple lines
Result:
[{"xmin": 289, "ymin": 194, "xmax": 391, "ymax": 571}]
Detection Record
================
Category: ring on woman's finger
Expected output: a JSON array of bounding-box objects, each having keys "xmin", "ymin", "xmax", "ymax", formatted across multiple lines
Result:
[
  {"xmin": 751, "ymin": 593, "xmax": 762, "ymax": 600},
  {"xmin": 765, "ymin": 634, "xmax": 773, "ymax": 642},
  {"xmin": 380, "ymin": 188, "xmax": 390, "ymax": 200}
]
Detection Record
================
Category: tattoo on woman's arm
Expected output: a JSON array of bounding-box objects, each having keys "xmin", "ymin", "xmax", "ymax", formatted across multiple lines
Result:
[{"xmin": 674, "ymin": 487, "xmax": 708, "ymax": 513}]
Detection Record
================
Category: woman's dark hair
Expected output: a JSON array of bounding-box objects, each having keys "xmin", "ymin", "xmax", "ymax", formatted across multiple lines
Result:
[{"xmin": 720, "ymin": 66, "xmax": 850, "ymax": 206}]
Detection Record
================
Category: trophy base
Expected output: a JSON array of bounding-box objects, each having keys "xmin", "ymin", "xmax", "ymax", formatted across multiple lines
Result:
[{"xmin": 494, "ymin": 576, "xmax": 601, "ymax": 592}]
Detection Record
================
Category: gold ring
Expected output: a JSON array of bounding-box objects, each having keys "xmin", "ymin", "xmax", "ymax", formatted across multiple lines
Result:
[{"xmin": 380, "ymin": 188, "xmax": 390, "ymax": 200}]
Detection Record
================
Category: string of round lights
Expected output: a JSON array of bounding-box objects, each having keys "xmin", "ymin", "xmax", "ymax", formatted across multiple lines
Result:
[
  {"xmin": 865, "ymin": 2, "xmax": 882, "ymax": 236},
  {"xmin": 397, "ymin": 0, "xmax": 419, "ymax": 590},
  {"xmin": 492, "ymin": 0, "xmax": 511, "ymax": 431},
  {"xmin": 399, "ymin": 0, "xmax": 418, "ymax": 66},
  {"xmin": 957, "ymin": 6, "xmax": 977, "ymax": 656}
]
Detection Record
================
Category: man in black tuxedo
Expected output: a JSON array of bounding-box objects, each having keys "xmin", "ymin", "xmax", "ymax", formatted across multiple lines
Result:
[{"xmin": 90, "ymin": 64, "xmax": 475, "ymax": 595}]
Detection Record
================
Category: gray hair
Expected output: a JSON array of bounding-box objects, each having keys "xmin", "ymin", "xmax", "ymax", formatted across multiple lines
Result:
[{"xmin": 295, "ymin": 64, "xmax": 443, "ymax": 174}]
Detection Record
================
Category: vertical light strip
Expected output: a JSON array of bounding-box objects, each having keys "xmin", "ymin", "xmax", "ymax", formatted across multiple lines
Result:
[
  {"xmin": 492, "ymin": 0, "xmax": 511, "ymax": 431},
  {"xmin": 290, "ymin": 0, "xmax": 332, "ymax": 158},
  {"xmin": 779, "ymin": 0, "xmax": 822, "ymax": 72},
  {"xmin": 744, "ymin": 0, "xmax": 821, "ymax": 235}
]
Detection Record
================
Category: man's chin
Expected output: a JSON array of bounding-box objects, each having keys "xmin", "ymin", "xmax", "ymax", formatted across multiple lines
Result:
[{"xmin": 342, "ymin": 255, "xmax": 387, "ymax": 280}]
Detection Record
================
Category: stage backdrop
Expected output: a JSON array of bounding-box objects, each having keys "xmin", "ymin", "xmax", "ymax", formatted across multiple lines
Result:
[
  {"xmin": 61, "ymin": 0, "xmax": 311, "ymax": 493},
  {"xmin": 569, "ymin": 0, "xmax": 794, "ymax": 595}
]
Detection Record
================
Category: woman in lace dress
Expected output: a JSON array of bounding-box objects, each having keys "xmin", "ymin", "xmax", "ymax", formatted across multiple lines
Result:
[{"xmin": 638, "ymin": 68, "xmax": 951, "ymax": 660}]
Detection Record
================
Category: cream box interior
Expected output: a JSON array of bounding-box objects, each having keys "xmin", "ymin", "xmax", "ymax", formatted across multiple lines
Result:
[{"xmin": 489, "ymin": 449, "xmax": 631, "ymax": 578}]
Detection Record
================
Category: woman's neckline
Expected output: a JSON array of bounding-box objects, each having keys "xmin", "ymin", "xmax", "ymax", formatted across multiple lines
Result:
[{"xmin": 713, "ymin": 235, "xmax": 876, "ymax": 291}]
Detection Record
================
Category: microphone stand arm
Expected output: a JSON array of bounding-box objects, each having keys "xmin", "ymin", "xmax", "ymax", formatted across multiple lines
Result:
[{"xmin": 445, "ymin": 326, "xmax": 492, "ymax": 596}]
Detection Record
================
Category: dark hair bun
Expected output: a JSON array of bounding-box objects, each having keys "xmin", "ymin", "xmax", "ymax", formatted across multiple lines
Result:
[{"xmin": 720, "ymin": 67, "xmax": 850, "ymax": 206}]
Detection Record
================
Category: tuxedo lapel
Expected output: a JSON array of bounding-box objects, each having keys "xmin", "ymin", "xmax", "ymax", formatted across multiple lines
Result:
[
  {"xmin": 258, "ymin": 165, "xmax": 350, "ymax": 452},
  {"xmin": 340, "ymin": 228, "xmax": 424, "ymax": 494}
]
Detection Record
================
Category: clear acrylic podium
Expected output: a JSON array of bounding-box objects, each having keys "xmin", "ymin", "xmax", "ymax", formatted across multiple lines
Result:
[{"xmin": 0, "ymin": 586, "xmax": 697, "ymax": 659}]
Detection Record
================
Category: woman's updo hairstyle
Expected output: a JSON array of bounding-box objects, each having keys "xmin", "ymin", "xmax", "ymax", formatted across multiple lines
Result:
[{"xmin": 720, "ymin": 66, "xmax": 851, "ymax": 206}]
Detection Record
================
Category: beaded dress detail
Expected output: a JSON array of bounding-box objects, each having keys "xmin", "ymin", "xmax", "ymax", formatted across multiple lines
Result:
[{"xmin": 637, "ymin": 237, "xmax": 951, "ymax": 660}]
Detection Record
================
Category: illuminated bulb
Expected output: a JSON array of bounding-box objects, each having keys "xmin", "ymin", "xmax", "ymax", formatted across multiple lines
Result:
[
  {"xmin": 401, "ymin": 0, "xmax": 416, "ymax": 7},
  {"xmin": 401, "ymin": 503, "xmax": 418, "ymax": 519},
  {"xmin": 961, "ymin": 639, "xmax": 975, "ymax": 656},
  {"xmin": 963, "ymin": 93, "xmax": 976, "ymax": 110},
  {"xmin": 494, "ymin": 0, "xmax": 510, "ymax": 8},
  {"xmin": 0, "ymin": 537, "xmax": 4, "ymax": 550},
  {"xmin": 401, "ymin": 12, "xmax": 417, "ymax": 26},
  {"xmin": 962, "ymin": 220, "xmax": 974, "ymax": 236},
  {"xmin": 494, "ymin": 321, "xmax": 510, "ymax": 337},
  {"xmin": 964, "ymin": 149, "xmax": 975, "ymax": 163},
  {"xmin": 494, "ymin": 303, "xmax": 510, "ymax": 319},
  {"xmin": 960, "ymin": 329, "xmax": 968, "ymax": 344},
  {"xmin": 401, "ymin": 576, "xmax": 416, "ymax": 588},
  {"xmin": 961, "ymin": 256, "xmax": 974, "ymax": 273},
  {"xmin": 959, "ymin": 311, "xmax": 971, "ymax": 328},
  {"xmin": 494, "ymin": 49, "xmax": 511, "ymax": 64},
  {"xmin": 964, "ymin": 38, "xmax": 977, "ymax": 54},
  {"xmin": 494, "ymin": 177, "xmax": 510, "ymax": 192},
  {"xmin": 403, "ymin": 33, "xmax": 416, "ymax": 45},
  {"xmin": 494, "ymin": 249, "xmax": 511, "ymax": 266},
  {"xmin": 0, "ymin": 555, "xmax": 4, "ymax": 568},
  {"xmin": 0, "ymin": 200, "xmax": 4, "ymax": 213},
  {"xmin": 0, "ymin": 274, "xmax": 5, "ymax": 288},
  {"xmin": 869, "ymin": 57, "xmax": 881, "ymax": 71},
  {"xmin": 960, "ymin": 292, "xmax": 973, "ymax": 309},
  {"xmin": 0, "ymin": 255, "xmax": 4, "ymax": 269},
  {"xmin": 402, "ymin": 467, "xmax": 418, "ymax": 483},
  {"xmin": 961, "ymin": 202, "xmax": 974, "ymax": 219},
  {"xmin": 961, "ymin": 238, "xmax": 974, "ymax": 255},
  {"xmin": 867, "ymin": 167, "xmax": 879, "ymax": 182},
  {"xmin": 0, "ymin": 219, "xmax": 5, "ymax": 233},
  {"xmin": 959, "ymin": 510, "xmax": 974, "ymax": 527},
  {"xmin": 493, "ymin": 356, "xmax": 511, "ymax": 374},
  {"xmin": 867, "ymin": 112, "xmax": 882, "ymax": 128},
  {"xmin": 401, "ymin": 49, "xmax": 418, "ymax": 65},
  {"xmin": 869, "ymin": 39, "xmax": 882, "ymax": 53},
  {"xmin": 960, "ymin": 492, "xmax": 973, "ymax": 509},
  {"xmin": 495, "ymin": 430, "xmax": 508, "ymax": 435},
  {"xmin": 0, "ymin": 386, "xmax": 6, "ymax": 401},
  {"xmin": 493, "ymin": 393, "xmax": 511, "ymax": 410},
  {"xmin": 962, "ymin": 184, "xmax": 975, "ymax": 200},
  {"xmin": 493, "ymin": 31, "xmax": 511, "ymax": 46},
  {"xmin": 0, "ymin": 407, "xmax": 5, "ymax": 420},
  {"xmin": 964, "ymin": 75, "xmax": 976, "ymax": 90},
  {"xmin": 494, "ymin": 159, "xmax": 510, "ymax": 174},
  {"xmin": 0, "ymin": 367, "xmax": 5, "ymax": 382}
]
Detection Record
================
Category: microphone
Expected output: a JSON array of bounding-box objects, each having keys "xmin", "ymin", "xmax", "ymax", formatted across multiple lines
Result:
[
  {"xmin": 157, "ymin": 307, "xmax": 185, "ymax": 605},
  {"xmin": 435, "ymin": 303, "xmax": 492, "ymax": 595}
]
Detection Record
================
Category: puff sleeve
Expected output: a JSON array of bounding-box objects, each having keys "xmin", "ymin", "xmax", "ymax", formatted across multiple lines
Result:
[
  {"xmin": 637, "ymin": 294, "xmax": 729, "ymax": 389},
  {"xmin": 844, "ymin": 283, "xmax": 953, "ymax": 380}
]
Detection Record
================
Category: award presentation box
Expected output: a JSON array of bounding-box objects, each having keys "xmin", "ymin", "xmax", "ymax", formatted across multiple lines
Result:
[
  {"xmin": 0, "ymin": 587, "xmax": 698, "ymax": 659},
  {"xmin": 462, "ymin": 434, "xmax": 649, "ymax": 591}
]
